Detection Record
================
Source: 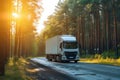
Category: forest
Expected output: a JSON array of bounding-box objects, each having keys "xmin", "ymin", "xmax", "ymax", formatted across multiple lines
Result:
[
  {"xmin": 40, "ymin": 0, "xmax": 120, "ymax": 58},
  {"xmin": 0, "ymin": 0, "xmax": 120, "ymax": 76}
]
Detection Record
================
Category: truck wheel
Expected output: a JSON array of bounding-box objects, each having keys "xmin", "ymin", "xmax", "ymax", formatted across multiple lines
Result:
[
  {"xmin": 49, "ymin": 59, "xmax": 52, "ymax": 61},
  {"xmin": 48, "ymin": 57, "xmax": 52, "ymax": 61},
  {"xmin": 47, "ymin": 58, "xmax": 51, "ymax": 61},
  {"xmin": 74, "ymin": 60, "xmax": 78, "ymax": 63}
]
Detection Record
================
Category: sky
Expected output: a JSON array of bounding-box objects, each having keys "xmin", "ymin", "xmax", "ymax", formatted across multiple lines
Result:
[{"xmin": 36, "ymin": 0, "xmax": 59, "ymax": 33}]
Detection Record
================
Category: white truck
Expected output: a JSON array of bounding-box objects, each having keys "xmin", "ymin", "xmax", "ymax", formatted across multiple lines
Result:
[{"xmin": 46, "ymin": 35, "xmax": 80, "ymax": 62}]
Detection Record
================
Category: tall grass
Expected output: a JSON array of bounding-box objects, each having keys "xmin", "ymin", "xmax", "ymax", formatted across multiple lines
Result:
[
  {"xmin": 80, "ymin": 51, "xmax": 120, "ymax": 66},
  {"xmin": 0, "ymin": 58, "xmax": 30, "ymax": 80}
]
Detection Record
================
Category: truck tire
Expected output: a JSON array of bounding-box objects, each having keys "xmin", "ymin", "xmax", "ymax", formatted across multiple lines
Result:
[
  {"xmin": 47, "ymin": 56, "xmax": 52, "ymax": 61},
  {"xmin": 49, "ymin": 59, "xmax": 52, "ymax": 61},
  {"xmin": 47, "ymin": 58, "xmax": 52, "ymax": 61},
  {"xmin": 74, "ymin": 60, "xmax": 78, "ymax": 63}
]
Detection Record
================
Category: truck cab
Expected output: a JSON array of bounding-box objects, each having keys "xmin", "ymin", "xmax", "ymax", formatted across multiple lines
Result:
[{"xmin": 60, "ymin": 35, "xmax": 80, "ymax": 62}]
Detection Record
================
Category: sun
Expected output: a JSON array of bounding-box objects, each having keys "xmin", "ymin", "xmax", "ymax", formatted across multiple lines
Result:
[{"xmin": 12, "ymin": 12, "xmax": 20, "ymax": 18}]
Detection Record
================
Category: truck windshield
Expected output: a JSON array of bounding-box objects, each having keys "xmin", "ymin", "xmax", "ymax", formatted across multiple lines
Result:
[{"xmin": 63, "ymin": 42, "xmax": 77, "ymax": 49}]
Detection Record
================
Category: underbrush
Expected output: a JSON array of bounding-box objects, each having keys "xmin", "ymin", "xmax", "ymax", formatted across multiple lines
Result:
[
  {"xmin": 0, "ymin": 58, "xmax": 31, "ymax": 80},
  {"xmin": 80, "ymin": 51, "xmax": 120, "ymax": 66}
]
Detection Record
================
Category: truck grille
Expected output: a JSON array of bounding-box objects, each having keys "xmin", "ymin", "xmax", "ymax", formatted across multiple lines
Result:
[{"xmin": 64, "ymin": 52, "xmax": 77, "ymax": 59}]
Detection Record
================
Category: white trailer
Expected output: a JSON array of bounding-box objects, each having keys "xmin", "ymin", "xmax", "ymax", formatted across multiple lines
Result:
[{"xmin": 46, "ymin": 35, "xmax": 80, "ymax": 62}]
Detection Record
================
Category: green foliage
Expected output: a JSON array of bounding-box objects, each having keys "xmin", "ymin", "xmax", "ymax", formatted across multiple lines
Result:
[
  {"xmin": 94, "ymin": 54, "xmax": 102, "ymax": 59},
  {"xmin": 102, "ymin": 51, "xmax": 116, "ymax": 59},
  {"xmin": 81, "ymin": 54, "xmax": 95, "ymax": 59},
  {"xmin": 81, "ymin": 50, "xmax": 95, "ymax": 59},
  {"xmin": 0, "ymin": 58, "xmax": 30, "ymax": 80},
  {"xmin": 35, "ymin": 35, "xmax": 45, "ymax": 56},
  {"xmin": 82, "ymin": 51, "xmax": 116, "ymax": 59},
  {"xmin": 81, "ymin": 50, "xmax": 116, "ymax": 59}
]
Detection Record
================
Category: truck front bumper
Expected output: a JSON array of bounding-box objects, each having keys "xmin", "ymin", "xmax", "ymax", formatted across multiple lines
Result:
[{"xmin": 61, "ymin": 55, "xmax": 79, "ymax": 61}]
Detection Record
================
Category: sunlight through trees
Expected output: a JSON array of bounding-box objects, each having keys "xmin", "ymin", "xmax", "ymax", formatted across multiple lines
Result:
[{"xmin": 0, "ymin": 0, "xmax": 42, "ymax": 75}]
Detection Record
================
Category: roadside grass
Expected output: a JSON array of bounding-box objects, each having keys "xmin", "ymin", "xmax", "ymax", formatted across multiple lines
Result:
[
  {"xmin": 0, "ymin": 58, "xmax": 31, "ymax": 80},
  {"xmin": 80, "ymin": 54, "xmax": 120, "ymax": 66}
]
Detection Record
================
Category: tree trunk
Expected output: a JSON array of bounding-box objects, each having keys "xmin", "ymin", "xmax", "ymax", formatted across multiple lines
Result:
[
  {"xmin": 112, "ymin": 1, "xmax": 118, "ymax": 58},
  {"xmin": 0, "ymin": 0, "xmax": 10, "ymax": 75}
]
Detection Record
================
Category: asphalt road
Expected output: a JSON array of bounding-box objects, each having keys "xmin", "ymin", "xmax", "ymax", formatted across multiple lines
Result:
[
  {"xmin": 26, "ymin": 60, "xmax": 77, "ymax": 80},
  {"xmin": 31, "ymin": 57, "xmax": 120, "ymax": 80}
]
